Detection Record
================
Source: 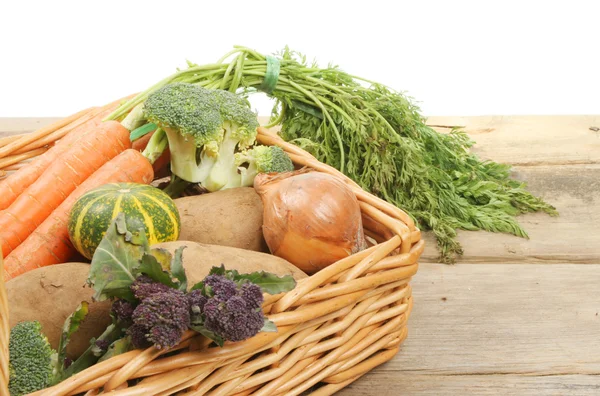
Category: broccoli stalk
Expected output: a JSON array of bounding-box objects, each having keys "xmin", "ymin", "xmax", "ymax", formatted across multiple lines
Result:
[
  {"xmin": 120, "ymin": 102, "xmax": 147, "ymax": 132},
  {"xmin": 60, "ymin": 321, "xmax": 127, "ymax": 379},
  {"xmin": 160, "ymin": 125, "xmax": 217, "ymax": 184},
  {"xmin": 141, "ymin": 127, "xmax": 169, "ymax": 164},
  {"xmin": 163, "ymin": 174, "xmax": 192, "ymax": 198},
  {"xmin": 202, "ymin": 122, "xmax": 247, "ymax": 191}
]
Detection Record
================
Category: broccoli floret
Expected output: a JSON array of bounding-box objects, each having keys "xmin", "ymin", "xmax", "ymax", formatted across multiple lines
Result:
[
  {"xmin": 187, "ymin": 289, "xmax": 209, "ymax": 315},
  {"xmin": 128, "ymin": 290, "xmax": 190, "ymax": 349},
  {"xmin": 203, "ymin": 296, "xmax": 264, "ymax": 343},
  {"xmin": 93, "ymin": 339, "xmax": 110, "ymax": 355},
  {"xmin": 8, "ymin": 321, "xmax": 56, "ymax": 396},
  {"xmin": 232, "ymin": 145, "xmax": 294, "ymax": 187},
  {"xmin": 203, "ymin": 274, "xmax": 238, "ymax": 300},
  {"xmin": 127, "ymin": 324, "xmax": 153, "ymax": 349},
  {"xmin": 142, "ymin": 82, "xmax": 259, "ymax": 190},
  {"xmin": 130, "ymin": 275, "xmax": 176, "ymax": 301},
  {"xmin": 110, "ymin": 299, "xmax": 135, "ymax": 323},
  {"xmin": 198, "ymin": 275, "xmax": 265, "ymax": 342}
]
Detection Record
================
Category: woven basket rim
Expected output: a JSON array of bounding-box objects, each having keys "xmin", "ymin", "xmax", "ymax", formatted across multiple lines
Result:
[{"xmin": 0, "ymin": 126, "xmax": 423, "ymax": 396}]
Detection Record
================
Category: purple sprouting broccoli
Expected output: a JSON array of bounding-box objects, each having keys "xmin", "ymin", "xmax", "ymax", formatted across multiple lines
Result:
[
  {"xmin": 131, "ymin": 275, "xmax": 176, "ymax": 301},
  {"xmin": 187, "ymin": 289, "xmax": 208, "ymax": 315},
  {"xmin": 203, "ymin": 275, "xmax": 238, "ymax": 300},
  {"xmin": 196, "ymin": 275, "xmax": 265, "ymax": 343},
  {"xmin": 239, "ymin": 282, "xmax": 264, "ymax": 310},
  {"xmin": 111, "ymin": 299, "xmax": 135, "ymax": 323},
  {"xmin": 94, "ymin": 339, "xmax": 110, "ymax": 354},
  {"xmin": 127, "ymin": 324, "xmax": 152, "ymax": 349},
  {"xmin": 127, "ymin": 290, "xmax": 190, "ymax": 349}
]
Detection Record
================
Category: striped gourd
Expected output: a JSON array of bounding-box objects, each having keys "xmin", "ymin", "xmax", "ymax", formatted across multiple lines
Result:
[{"xmin": 68, "ymin": 183, "xmax": 181, "ymax": 260}]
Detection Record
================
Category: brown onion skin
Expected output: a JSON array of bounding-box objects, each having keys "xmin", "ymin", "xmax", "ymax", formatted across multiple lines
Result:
[{"xmin": 254, "ymin": 169, "xmax": 367, "ymax": 275}]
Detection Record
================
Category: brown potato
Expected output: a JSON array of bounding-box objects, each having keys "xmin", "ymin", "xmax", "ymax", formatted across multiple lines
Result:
[
  {"xmin": 6, "ymin": 263, "xmax": 112, "ymax": 359},
  {"xmin": 6, "ymin": 243, "xmax": 306, "ymax": 360},
  {"xmin": 153, "ymin": 240, "xmax": 308, "ymax": 286},
  {"xmin": 174, "ymin": 188, "xmax": 269, "ymax": 253}
]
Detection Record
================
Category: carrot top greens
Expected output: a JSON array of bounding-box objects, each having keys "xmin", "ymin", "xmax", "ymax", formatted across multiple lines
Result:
[{"xmin": 107, "ymin": 45, "xmax": 557, "ymax": 262}]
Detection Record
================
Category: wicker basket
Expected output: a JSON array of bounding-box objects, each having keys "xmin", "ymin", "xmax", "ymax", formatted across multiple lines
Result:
[{"xmin": 0, "ymin": 126, "xmax": 423, "ymax": 396}]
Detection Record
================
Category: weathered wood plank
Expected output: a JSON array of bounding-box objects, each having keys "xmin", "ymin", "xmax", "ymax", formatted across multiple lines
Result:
[
  {"xmin": 421, "ymin": 164, "xmax": 600, "ymax": 263},
  {"xmin": 339, "ymin": 263, "xmax": 600, "ymax": 395},
  {"xmin": 426, "ymin": 115, "xmax": 600, "ymax": 166},
  {"xmin": 342, "ymin": 373, "xmax": 600, "ymax": 396},
  {"xmin": 0, "ymin": 117, "xmax": 62, "ymax": 135}
]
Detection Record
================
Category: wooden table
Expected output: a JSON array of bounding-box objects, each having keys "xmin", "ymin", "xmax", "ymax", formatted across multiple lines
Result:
[{"xmin": 1, "ymin": 116, "xmax": 599, "ymax": 395}]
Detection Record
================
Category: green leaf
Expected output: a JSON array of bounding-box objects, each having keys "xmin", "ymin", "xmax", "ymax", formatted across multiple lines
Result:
[
  {"xmin": 261, "ymin": 318, "xmax": 277, "ymax": 333},
  {"xmin": 189, "ymin": 322, "xmax": 225, "ymax": 347},
  {"xmin": 138, "ymin": 252, "xmax": 177, "ymax": 289},
  {"xmin": 55, "ymin": 302, "xmax": 89, "ymax": 377},
  {"xmin": 60, "ymin": 323, "xmax": 125, "ymax": 380},
  {"xmin": 208, "ymin": 264, "xmax": 226, "ymax": 277},
  {"xmin": 98, "ymin": 337, "xmax": 132, "ymax": 363},
  {"xmin": 130, "ymin": 122, "xmax": 157, "ymax": 141},
  {"xmin": 87, "ymin": 213, "xmax": 148, "ymax": 302},
  {"xmin": 190, "ymin": 281, "xmax": 205, "ymax": 292},
  {"xmin": 233, "ymin": 271, "xmax": 296, "ymax": 295},
  {"xmin": 147, "ymin": 247, "xmax": 173, "ymax": 271},
  {"xmin": 171, "ymin": 246, "xmax": 188, "ymax": 291},
  {"xmin": 203, "ymin": 265, "xmax": 297, "ymax": 295}
]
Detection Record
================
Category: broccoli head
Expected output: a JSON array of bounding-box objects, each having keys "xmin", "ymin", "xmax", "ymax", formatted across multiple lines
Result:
[
  {"xmin": 233, "ymin": 145, "xmax": 294, "ymax": 187},
  {"xmin": 130, "ymin": 275, "xmax": 176, "ymax": 301},
  {"xmin": 8, "ymin": 321, "xmax": 56, "ymax": 396},
  {"xmin": 128, "ymin": 290, "xmax": 190, "ymax": 349},
  {"xmin": 197, "ymin": 275, "xmax": 265, "ymax": 342},
  {"xmin": 143, "ymin": 82, "xmax": 259, "ymax": 190},
  {"xmin": 110, "ymin": 299, "xmax": 135, "ymax": 323}
]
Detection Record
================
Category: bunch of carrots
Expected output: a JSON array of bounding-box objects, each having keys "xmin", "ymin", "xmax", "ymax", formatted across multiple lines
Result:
[{"xmin": 0, "ymin": 97, "xmax": 167, "ymax": 280}]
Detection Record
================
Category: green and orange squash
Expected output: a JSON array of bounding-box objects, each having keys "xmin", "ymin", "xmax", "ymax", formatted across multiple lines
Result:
[{"xmin": 68, "ymin": 183, "xmax": 181, "ymax": 259}]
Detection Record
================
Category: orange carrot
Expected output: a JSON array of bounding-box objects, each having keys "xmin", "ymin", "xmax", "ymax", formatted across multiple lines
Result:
[
  {"xmin": 153, "ymin": 148, "xmax": 171, "ymax": 179},
  {"xmin": 0, "ymin": 120, "xmax": 131, "ymax": 257},
  {"xmin": 0, "ymin": 106, "xmax": 118, "ymax": 211},
  {"xmin": 3, "ymin": 149, "xmax": 154, "ymax": 280}
]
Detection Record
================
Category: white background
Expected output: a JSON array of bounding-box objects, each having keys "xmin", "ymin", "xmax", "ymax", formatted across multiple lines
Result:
[{"xmin": 1, "ymin": 0, "xmax": 598, "ymax": 117}]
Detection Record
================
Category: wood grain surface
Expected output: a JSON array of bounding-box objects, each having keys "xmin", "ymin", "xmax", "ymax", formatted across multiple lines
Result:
[{"xmin": 340, "ymin": 263, "xmax": 600, "ymax": 395}]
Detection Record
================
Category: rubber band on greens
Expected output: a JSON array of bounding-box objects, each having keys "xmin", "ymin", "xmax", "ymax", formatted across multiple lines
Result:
[{"xmin": 259, "ymin": 56, "xmax": 280, "ymax": 94}]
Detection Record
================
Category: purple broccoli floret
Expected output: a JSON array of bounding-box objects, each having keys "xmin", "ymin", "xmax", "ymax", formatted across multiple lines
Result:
[
  {"xmin": 129, "ymin": 291, "xmax": 190, "ymax": 349},
  {"xmin": 94, "ymin": 339, "xmax": 110, "ymax": 353},
  {"xmin": 131, "ymin": 275, "xmax": 176, "ymax": 301},
  {"xmin": 196, "ymin": 275, "xmax": 265, "ymax": 343},
  {"xmin": 203, "ymin": 295, "xmax": 265, "ymax": 342},
  {"xmin": 203, "ymin": 275, "xmax": 238, "ymax": 300},
  {"xmin": 111, "ymin": 299, "xmax": 135, "ymax": 322},
  {"xmin": 187, "ymin": 289, "xmax": 208, "ymax": 315},
  {"xmin": 127, "ymin": 324, "xmax": 152, "ymax": 349},
  {"xmin": 239, "ymin": 282, "xmax": 263, "ymax": 310}
]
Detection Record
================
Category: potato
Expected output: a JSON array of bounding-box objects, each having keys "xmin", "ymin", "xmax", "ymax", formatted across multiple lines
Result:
[
  {"xmin": 6, "ymin": 242, "xmax": 306, "ymax": 360},
  {"xmin": 153, "ymin": 240, "xmax": 308, "ymax": 286},
  {"xmin": 174, "ymin": 188, "xmax": 269, "ymax": 253},
  {"xmin": 6, "ymin": 263, "xmax": 112, "ymax": 359}
]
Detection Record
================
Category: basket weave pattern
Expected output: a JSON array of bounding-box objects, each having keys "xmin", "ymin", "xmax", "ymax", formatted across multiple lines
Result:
[
  {"xmin": 0, "ymin": 127, "xmax": 423, "ymax": 396},
  {"xmin": 1, "ymin": 254, "xmax": 9, "ymax": 395}
]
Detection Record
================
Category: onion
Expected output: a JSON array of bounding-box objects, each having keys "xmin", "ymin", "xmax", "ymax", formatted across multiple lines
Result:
[{"xmin": 254, "ymin": 168, "xmax": 367, "ymax": 275}]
